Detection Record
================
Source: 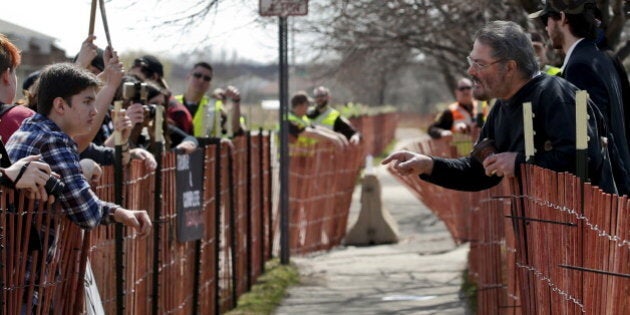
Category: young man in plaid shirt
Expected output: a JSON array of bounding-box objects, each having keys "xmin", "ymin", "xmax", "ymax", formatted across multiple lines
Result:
[{"xmin": 7, "ymin": 62, "xmax": 152, "ymax": 233}]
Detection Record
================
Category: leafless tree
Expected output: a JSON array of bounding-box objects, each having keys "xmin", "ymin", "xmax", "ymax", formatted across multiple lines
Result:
[
  {"xmin": 291, "ymin": 0, "xmax": 628, "ymax": 102},
  {"xmin": 130, "ymin": 0, "xmax": 628, "ymax": 108}
]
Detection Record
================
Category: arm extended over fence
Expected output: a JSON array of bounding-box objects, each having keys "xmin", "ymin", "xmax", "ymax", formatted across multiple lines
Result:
[
  {"xmin": 0, "ymin": 131, "xmax": 274, "ymax": 315},
  {"xmin": 0, "ymin": 111, "xmax": 399, "ymax": 314},
  {"xmin": 389, "ymin": 134, "xmax": 629, "ymax": 314}
]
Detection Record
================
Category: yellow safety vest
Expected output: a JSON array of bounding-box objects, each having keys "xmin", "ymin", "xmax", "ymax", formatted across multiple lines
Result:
[
  {"xmin": 175, "ymin": 95, "xmax": 223, "ymax": 138},
  {"xmin": 311, "ymin": 107, "xmax": 340, "ymax": 130},
  {"xmin": 288, "ymin": 112, "xmax": 317, "ymax": 146},
  {"xmin": 544, "ymin": 65, "xmax": 562, "ymax": 76}
]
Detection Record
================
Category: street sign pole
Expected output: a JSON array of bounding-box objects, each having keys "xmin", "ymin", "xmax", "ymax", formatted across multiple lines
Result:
[
  {"xmin": 260, "ymin": 0, "xmax": 308, "ymax": 265},
  {"xmin": 278, "ymin": 15, "xmax": 290, "ymax": 265}
]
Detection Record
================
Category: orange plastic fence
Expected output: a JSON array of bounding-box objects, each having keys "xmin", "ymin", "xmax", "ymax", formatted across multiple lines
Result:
[
  {"xmin": 285, "ymin": 112, "xmax": 398, "ymax": 255},
  {"xmin": 1, "ymin": 132, "xmax": 273, "ymax": 315},
  {"xmin": 349, "ymin": 112, "xmax": 398, "ymax": 157},
  {"xmin": 0, "ymin": 109, "xmax": 397, "ymax": 313},
  {"xmin": 0, "ymin": 190, "xmax": 86, "ymax": 314},
  {"xmin": 288, "ymin": 142, "xmax": 365, "ymax": 255},
  {"xmin": 389, "ymin": 135, "xmax": 629, "ymax": 315}
]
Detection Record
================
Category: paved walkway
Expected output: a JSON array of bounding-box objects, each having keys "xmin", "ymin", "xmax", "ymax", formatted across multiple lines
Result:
[{"xmin": 275, "ymin": 129, "xmax": 470, "ymax": 315}]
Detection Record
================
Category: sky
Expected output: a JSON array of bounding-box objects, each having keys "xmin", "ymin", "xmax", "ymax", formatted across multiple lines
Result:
[{"xmin": 2, "ymin": 0, "xmax": 284, "ymax": 64}]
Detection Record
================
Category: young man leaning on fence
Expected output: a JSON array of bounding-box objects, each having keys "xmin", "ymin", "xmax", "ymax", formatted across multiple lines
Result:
[
  {"xmin": 382, "ymin": 20, "xmax": 618, "ymax": 195},
  {"xmin": 6, "ymin": 62, "xmax": 152, "ymax": 233}
]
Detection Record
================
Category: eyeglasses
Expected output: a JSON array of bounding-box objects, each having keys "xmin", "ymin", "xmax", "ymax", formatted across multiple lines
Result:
[
  {"xmin": 193, "ymin": 72, "xmax": 212, "ymax": 82},
  {"xmin": 467, "ymin": 56, "xmax": 504, "ymax": 71},
  {"xmin": 457, "ymin": 86, "xmax": 472, "ymax": 91}
]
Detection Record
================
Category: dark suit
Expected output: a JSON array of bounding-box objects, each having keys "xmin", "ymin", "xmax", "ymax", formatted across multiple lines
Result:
[{"xmin": 563, "ymin": 39, "xmax": 630, "ymax": 194}]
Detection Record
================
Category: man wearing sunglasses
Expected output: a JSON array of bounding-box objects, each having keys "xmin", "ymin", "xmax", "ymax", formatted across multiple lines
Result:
[
  {"xmin": 529, "ymin": 0, "xmax": 630, "ymax": 194},
  {"xmin": 307, "ymin": 86, "xmax": 361, "ymax": 145},
  {"xmin": 174, "ymin": 62, "xmax": 243, "ymax": 139},
  {"xmin": 427, "ymin": 78, "xmax": 480, "ymax": 140}
]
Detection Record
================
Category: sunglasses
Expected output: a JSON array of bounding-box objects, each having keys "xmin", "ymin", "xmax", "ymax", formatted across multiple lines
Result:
[
  {"xmin": 457, "ymin": 86, "xmax": 472, "ymax": 91},
  {"xmin": 193, "ymin": 72, "xmax": 212, "ymax": 82}
]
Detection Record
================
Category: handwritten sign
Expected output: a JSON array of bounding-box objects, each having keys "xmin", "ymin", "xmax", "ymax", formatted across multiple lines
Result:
[{"xmin": 176, "ymin": 149, "xmax": 205, "ymax": 242}]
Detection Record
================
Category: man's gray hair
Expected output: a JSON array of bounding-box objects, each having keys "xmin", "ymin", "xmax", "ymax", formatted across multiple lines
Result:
[{"xmin": 475, "ymin": 21, "xmax": 539, "ymax": 79}]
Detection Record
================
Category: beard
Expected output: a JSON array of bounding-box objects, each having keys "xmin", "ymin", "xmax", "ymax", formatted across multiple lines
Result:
[
  {"xmin": 316, "ymin": 100, "xmax": 328, "ymax": 109},
  {"xmin": 471, "ymin": 77, "xmax": 490, "ymax": 101},
  {"xmin": 548, "ymin": 26, "xmax": 564, "ymax": 50},
  {"xmin": 471, "ymin": 69, "xmax": 508, "ymax": 101},
  {"xmin": 472, "ymin": 89, "xmax": 490, "ymax": 101}
]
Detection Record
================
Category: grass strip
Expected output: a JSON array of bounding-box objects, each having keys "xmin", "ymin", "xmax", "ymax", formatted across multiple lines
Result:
[{"xmin": 225, "ymin": 258, "xmax": 299, "ymax": 315}]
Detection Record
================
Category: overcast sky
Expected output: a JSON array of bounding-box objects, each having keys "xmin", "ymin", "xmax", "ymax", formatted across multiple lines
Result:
[{"xmin": 3, "ymin": 0, "xmax": 284, "ymax": 64}]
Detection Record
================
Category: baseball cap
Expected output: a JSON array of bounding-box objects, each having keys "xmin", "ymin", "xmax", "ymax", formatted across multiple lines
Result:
[
  {"xmin": 133, "ymin": 55, "xmax": 164, "ymax": 78},
  {"xmin": 528, "ymin": 0, "xmax": 596, "ymax": 18}
]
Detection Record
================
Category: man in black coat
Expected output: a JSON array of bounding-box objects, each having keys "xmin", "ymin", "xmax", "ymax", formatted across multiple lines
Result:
[
  {"xmin": 529, "ymin": 0, "xmax": 630, "ymax": 195},
  {"xmin": 382, "ymin": 21, "xmax": 618, "ymax": 195}
]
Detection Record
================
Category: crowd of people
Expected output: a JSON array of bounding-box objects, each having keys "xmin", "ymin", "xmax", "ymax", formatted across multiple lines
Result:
[
  {"xmin": 0, "ymin": 20, "xmax": 364, "ymax": 268},
  {"xmin": 287, "ymin": 86, "xmax": 361, "ymax": 150},
  {"xmin": 391, "ymin": 0, "xmax": 630, "ymax": 196},
  {"xmin": 1, "ymin": 0, "xmax": 628, "ymax": 311}
]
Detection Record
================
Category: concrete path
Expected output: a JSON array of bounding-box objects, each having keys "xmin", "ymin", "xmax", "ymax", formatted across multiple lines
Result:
[{"xmin": 274, "ymin": 129, "xmax": 471, "ymax": 315}]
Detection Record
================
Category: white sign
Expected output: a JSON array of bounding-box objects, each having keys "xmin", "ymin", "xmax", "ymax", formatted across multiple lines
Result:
[
  {"xmin": 261, "ymin": 99, "xmax": 280, "ymax": 110},
  {"xmin": 260, "ymin": 0, "xmax": 308, "ymax": 16}
]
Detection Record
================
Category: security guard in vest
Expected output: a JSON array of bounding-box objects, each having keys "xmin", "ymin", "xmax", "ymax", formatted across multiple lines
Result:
[
  {"xmin": 428, "ymin": 78, "xmax": 480, "ymax": 140},
  {"xmin": 174, "ymin": 62, "xmax": 244, "ymax": 140},
  {"xmin": 306, "ymin": 86, "xmax": 361, "ymax": 145},
  {"xmin": 289, "ymin": 92, "xmax": 348, "ymax": 149}
]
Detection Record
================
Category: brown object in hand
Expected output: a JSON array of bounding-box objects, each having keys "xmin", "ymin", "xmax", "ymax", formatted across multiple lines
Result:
[{"xmin": 471, "ymin": 138, "xmax": 497, "ymax": 163}]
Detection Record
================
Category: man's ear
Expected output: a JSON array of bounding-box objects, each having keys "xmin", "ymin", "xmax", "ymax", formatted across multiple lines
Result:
[
  {"xmin": 504, "ymin": 60, "xmax": 518, "ymax": 77},
  {"xmin": 51, "ymin": 97, "xmax": 66, "ymax": 115},
  {"xmin": 560, "ymin": 12, "xmax": 568, "ymax": 25}
]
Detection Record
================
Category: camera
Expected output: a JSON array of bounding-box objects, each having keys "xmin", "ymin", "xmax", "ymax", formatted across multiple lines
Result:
[
  {"xmin": 44, "ymin": 176, "xmax": 65, "ymax": 197},
  {"xmin": 122, "ymin": 82, "xmax": 148, "ymax": 104},
  {"xmin": 471, "ymin": 138, "xmax": 497, "ymax": 164},
  {"xmin": 144, "ymin": 104, "xmax": 158, "ymax": 119}
]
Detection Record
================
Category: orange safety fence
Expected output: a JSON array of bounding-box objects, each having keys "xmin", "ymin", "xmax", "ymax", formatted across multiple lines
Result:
[
  {"xmin": 285, "ymin": 112, "xmax": 398, "ymax": 255},
  {"xmin": 349, "ymin": 112, "xmax": 398, "ymax": 157},
  {"xmin": 288, "ymin": 142, "xmax": 365, "ymax": 255},
  {"xmin": 1, "ymin": 131, "xmax": 274, "ymax": 315},
  {"xmin": 0, "ymin": 190, "xmax": 87, "ymax": 314},
  {"xmin": 389, "ymin": 135, "xmax": 629, "ymax": 315},
  {"xmin": 0, "ymin": 109, "xmax": 398, "ymax": 313}
]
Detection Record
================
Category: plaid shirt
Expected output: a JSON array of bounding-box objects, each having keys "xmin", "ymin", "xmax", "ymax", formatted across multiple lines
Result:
[{"xmin": 6, "ymin": 113, "xmax": 117, "ymax": 229}]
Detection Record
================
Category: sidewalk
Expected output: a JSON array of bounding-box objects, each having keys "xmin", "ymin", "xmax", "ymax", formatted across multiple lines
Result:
[{"xmin": 274, "ymin": 129, "xmax": 470, "ymax": 315}]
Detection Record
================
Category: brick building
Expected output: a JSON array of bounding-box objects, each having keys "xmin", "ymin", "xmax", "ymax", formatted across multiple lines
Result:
[{"xmin": 0, "ymin": 19, "xmax": 68, "ymax": 99}]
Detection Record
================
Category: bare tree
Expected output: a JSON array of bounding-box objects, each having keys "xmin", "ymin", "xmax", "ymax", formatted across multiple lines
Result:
[
  {"xmin": 127, "ymin": 0, "xmax": 628, "ymax": 108},
  {"xmin": 298, "ymin": 1, "xmax": 526, "ymax": 91}
]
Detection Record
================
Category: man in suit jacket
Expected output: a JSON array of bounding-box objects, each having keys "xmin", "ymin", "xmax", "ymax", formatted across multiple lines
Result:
[{"xmin": 530, "ymin": 0, "xmax": 630, "ymax": 195}]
